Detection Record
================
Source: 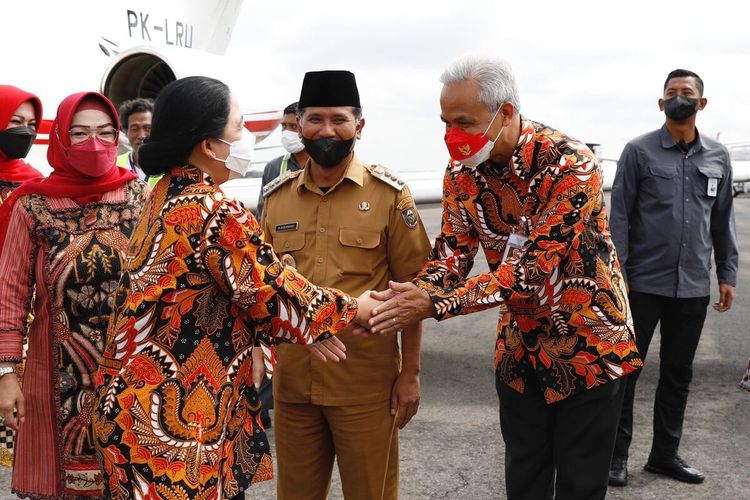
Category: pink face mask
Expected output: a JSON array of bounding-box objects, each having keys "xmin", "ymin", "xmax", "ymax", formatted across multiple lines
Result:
[{"xmin": 67, "ymin": 137, "xmax": 118, "ymax": 177}]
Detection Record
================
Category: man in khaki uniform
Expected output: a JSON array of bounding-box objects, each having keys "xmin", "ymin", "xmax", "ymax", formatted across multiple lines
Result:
[{"xmin": 262, "ymin": 70, "xmax": 431, "ymax": 500}]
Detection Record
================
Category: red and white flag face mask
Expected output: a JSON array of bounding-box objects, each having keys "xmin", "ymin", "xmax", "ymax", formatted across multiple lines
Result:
[{"xmin": 444, "ymin": 104, "xmax": 505, "ymax": 168}]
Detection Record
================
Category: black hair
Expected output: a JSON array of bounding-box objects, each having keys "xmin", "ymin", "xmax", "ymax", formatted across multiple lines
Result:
[
  {"xmin": 664, "ymin": 69, "xmax": 704, "ymax": 96},
  {"xmin": 283, "ymin": 101, "xmax": 299, "ymax": 115},
  {"xmin": 138, "ymin": 76, "xmax": 230, "ymax": 176},
  {"xmin": 117, "ymin": 98, "xmax": 154, "ymax": 131}
]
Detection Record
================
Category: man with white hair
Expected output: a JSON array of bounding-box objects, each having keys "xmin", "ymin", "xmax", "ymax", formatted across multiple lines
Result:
[{"xmin": 365, "ymin": 54, "xmax": 642, "ymax": 499}]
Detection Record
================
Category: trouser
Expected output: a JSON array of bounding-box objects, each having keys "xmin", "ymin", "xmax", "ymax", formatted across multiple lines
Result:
[
  {"xmin": 613, "ymin": 292, "xmax": 709, "ymax": 460},
  {"xmin": 497, "ymin": 373, "xmax": 625, "ymax": 500},
  {"xmin": 275, "ymin": 399, "xmax": 398, "ymax": 500}
]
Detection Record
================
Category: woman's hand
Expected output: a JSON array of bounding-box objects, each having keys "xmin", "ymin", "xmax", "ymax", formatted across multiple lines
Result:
[
  {"xmin": 252, "ymin": 346, "xmax": 266, "ymax": 389},
  {"xmin": 354, "ymin": 291, "xmax": 382, "ymax": 328},
  {"xmin": 0, "ymin": 373, "xmax": 24, "ymax": 431},
  {"xmin": 307, "ymin": 335, "xmax": 347, "ymax": 363}
]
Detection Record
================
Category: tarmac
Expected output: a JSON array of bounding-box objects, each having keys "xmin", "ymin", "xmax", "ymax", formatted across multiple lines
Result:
[{"xmin": 0, "ymin": 194, "xmax": 748, "ymax": 499}]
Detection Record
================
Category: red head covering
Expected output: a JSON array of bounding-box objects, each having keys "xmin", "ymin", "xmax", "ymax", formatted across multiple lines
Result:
[
  {"xmin": 0, "ymin": 92, "xmax": 137, "ymax": 251},
  {"xmin": 0, "ymin": 85, "xmax": 44, "ymax": 183}
]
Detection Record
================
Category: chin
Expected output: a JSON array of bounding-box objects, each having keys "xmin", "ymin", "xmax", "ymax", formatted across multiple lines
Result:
[{"xmin": 226, "ymin": 170, "xmax": 242, "ymax": 182}]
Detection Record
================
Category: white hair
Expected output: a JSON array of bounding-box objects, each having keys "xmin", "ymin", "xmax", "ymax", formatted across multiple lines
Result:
[{"xmin": 439, "ymin": 54, "xmax": 521, "ymax": 113}]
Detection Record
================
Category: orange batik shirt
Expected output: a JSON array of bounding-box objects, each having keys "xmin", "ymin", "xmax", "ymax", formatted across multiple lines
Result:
[
  {"xmin": 415, "ymin": 118, "xmax": 642, "ymax": 404},
  {"xmin": 93, "ymin": 167, "xmax": 357, "ymax": 499}
]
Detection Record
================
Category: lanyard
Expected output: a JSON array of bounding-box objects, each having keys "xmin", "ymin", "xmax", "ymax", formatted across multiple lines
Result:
[{"xmin": 280, "ymin": 153, "xmax": 292, "ymax": 175}]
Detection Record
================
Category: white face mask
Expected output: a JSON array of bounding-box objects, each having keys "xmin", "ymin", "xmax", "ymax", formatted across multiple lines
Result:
[
  {"xmin": 461, "ymin": 105, "xmax": 505, "ymax": 168},
  {"xmin": 218, "ymin": 127, "xmax": 256, "ymax": 176},
  {"xmin": 281, "ymin": 130, "xmax": 305, "ymax": 154}
]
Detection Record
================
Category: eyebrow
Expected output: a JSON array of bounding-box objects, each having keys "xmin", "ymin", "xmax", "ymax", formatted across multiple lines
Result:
[{"xmin": 69, "ymin": 123, "xmax": 114, "ymax": 129}]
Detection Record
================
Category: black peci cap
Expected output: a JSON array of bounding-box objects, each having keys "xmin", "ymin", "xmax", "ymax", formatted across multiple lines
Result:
[{"xmin": 298, "ymin": 70, "xmax": 360, "ymax": 108}]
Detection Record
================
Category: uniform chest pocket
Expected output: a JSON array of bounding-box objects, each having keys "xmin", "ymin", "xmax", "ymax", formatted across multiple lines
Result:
[
  {"xmin": 339, "ymin": 228, "xmax": 382, "ymax": 275},
  {"xmin": 274, "ymin": 233, "xmax": 305, "ymax": 253},
  {"xmin": 646, "ymin": 163, "xmax": 678, "ymax": 198},
  {"xmin": 695, "ymin": 164, "xmax": 724, "ymax": 198}
]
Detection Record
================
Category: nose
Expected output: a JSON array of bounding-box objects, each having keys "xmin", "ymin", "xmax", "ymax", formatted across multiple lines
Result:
[{"xmin": 317, "ymin": 121, "xmax": 336, "ymax": 138}]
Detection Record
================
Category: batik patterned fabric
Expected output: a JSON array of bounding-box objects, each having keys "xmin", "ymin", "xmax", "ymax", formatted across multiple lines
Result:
[
  {"xmin": 0, "ymin": 180, "xmax": 147, "ymax": 498},
  {"xmin": 415, "ymin": 118, "xmax": 642, "ymax": 404},
  {"xmin": 93, "ymin": 166, "xmax": 356, "ymax": 499},
  {"xmin": 740, "ymin": 358, "xmax": 750, "ymax": 392},
  {"xmin": 0, "ymin": 179, "xmax": 21, "ymax": 205}
]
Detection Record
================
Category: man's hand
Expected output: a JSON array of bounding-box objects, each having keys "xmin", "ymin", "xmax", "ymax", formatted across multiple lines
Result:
[
  {"xmin": 307, "ymin": 335, "xmax": 347, "ymax": 362},
  {"xmin": 368, "ymin": 281, "xmax": 434, "ymax": 335},
  {"xmin": 252, "ymin": 346, "xmax": 266, "ymax": 389},
  {"xmin": 713, "ymin": 283, "xmax": 735, "ymax": 312},
  {"xmin": 391, "ymin": 371, "xmax": 420, "ymax": 429},
  {"xmin": 0, "ymin": 373, "xmax": 24, "ymax": 431}
]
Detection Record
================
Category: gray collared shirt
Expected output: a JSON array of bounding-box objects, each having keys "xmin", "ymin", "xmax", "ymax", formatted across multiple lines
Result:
[{"xmin": 610, "ymin": 124, "xmax": 738, "ymax": 298}]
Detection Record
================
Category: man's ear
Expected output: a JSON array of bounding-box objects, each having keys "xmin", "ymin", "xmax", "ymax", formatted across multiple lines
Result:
[
  {"xmin": 658, "ymin": 98, "xmax": 665, "ymax": 111},
  {"xmin": 698, "ymin": 97, "xmax": 708, "ymax": 111},
  {"xmin": 500, "ymin": 102, "xmax": 515, "ymax": 127},
  {"xmin": 355, "ymin": 117, "xmax": 366, "ymax": 140},
  {"xmin": 296, "ymin": 114, "xmax": 306, "ymax": 139}
]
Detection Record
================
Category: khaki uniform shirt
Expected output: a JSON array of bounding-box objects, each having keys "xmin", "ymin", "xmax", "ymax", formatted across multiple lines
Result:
[{"xmin": 262, "ymin": 155, "xmax": 431, "ymax": 405}]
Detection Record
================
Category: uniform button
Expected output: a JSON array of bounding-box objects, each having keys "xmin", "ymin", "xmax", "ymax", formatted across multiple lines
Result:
[
  {"xmin": 682, "ymin": 243, "xmax": 686, "ymax": 247},
  {"xmin": 356, "ymin": 237, "xmax": 363, "ymax": 244},
  {"xmin": 321, "ymin": 198, "xmax": 329, "ymax": 203},
  {"xmin": 685, "ymin": 198, "xmax": 689, "ymax": 202},
  {"xmin": 317, "ymin": 257, "xmax": 324, "ymax": 264},
  {"xmin": 284, "ymin": 241, "xmax": 290, "ymax": 248},
  {"xmin": 319, "ymin": 227, "xmax": 326, "ymax": 233},
  {"xmin": 684, "ymin": 220, "xmax": 689, "ymax": 224},
  {"xmin": 685, "ymin": 176, "xmax": 689, "ymax": 180}
]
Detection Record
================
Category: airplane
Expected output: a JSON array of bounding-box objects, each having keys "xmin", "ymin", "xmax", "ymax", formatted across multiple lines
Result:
[
  {"xmin": 3, "ymin": 1, "xmax": 747, "ymax": 213},
  {"xmin": 2, "ymin": 0, "xmax": 283, "ymax": 176}
]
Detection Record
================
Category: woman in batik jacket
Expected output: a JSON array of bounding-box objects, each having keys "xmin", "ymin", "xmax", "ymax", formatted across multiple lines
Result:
[
  {"xmin": 91, "ymin": 76, "xmax": 375, "ymax": 500},
  {"xmin": 0, "ymin": 92, "xmax": 147, "ymax": 498},
  {"xmin": 0, "ymin": 85, "xmax": 45, "ymax": 468}
]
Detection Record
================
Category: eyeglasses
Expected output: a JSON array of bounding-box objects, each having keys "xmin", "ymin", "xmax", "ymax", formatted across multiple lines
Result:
[{"xmin": 68, "ymin": 126, "xmax": 118, "ymax": 144}]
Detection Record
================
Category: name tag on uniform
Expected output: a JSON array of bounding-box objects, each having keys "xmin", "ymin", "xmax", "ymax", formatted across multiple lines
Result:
[
  {"xmin": 275, "ymin": 222, "xmax": 298, "ymax": 232},
  {"xmin": 707, "ymin": 178, "xmax": 718, "ymax": 197},
  {"xmin": 502, "ymin": 232, "xmax": 529, "ymax": 263}
]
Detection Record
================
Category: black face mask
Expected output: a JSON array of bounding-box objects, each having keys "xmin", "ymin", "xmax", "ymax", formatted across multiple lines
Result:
[
  {"xmin": 663, "ymin": 95, "xmax": 699, "ymax": 122},
  {"xmin": 0, "ymin": 126, "xmax": 37, "ymax": 159},
  {"xmin": 302, "ymin": 136, "xmax": 355, "ymax": 168}
]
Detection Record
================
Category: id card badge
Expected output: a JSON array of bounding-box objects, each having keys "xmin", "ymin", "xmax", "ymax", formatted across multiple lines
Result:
[
  {"xmin": 707, "ymin": 178, "xmax": 718, "ymax": 197},
  {"xmin": 502, "ymin": 232, "xmax": 529, "ymax": 263}
]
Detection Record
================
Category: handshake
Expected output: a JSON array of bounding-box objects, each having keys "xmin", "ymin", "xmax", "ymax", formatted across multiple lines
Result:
[
  {"xmin": 355, "ymin": 280, "xmax": 434, "ymax": 335},
  {"xmin": 310, "ymin": 281, "xmax": 433, "ymax": 363}
]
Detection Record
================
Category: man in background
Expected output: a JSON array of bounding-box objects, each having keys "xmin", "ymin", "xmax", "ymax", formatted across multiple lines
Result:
[
  {"xmin": 256, "ymin": 101, "xmax": 309, "ymax": 217},
  {"xmin": 608, "ymin": 68, "xmax": 738, "ymax": 486},
  {"xmin": 116, "ymin": 98, "xmax": 153, "ymax": 182}
]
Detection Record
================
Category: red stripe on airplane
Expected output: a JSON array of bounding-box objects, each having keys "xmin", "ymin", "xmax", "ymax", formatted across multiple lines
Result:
[{"xmin": 244, "ymin": 119, "xmax": 281, "ymax": 133}]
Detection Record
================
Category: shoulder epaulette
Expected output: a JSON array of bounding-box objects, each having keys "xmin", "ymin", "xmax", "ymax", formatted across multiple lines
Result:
[
  {"xmin": 365, "ymin": 164, "xmax": 405, "ymax": 191},
  {"xmin": 263, "ymin": 169, "xmax": 302, "ymax": 198}
]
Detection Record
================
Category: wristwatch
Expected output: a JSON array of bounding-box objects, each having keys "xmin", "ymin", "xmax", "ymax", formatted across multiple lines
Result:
[{"xmin": 0, "ymin": 367, "xmax": 15, "ymax": 378}]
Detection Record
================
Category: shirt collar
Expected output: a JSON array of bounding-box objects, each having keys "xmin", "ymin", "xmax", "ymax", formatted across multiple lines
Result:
[
  {"xmin": 295, "ymin": 154, "xmax": 365, "ymax": 194},
  {"xmin": 659, "ymin": 123, "xmax": 709, "ymax": 153},
  {"xmin": 503, "ymin": 116, "xmax": 537, "ymax": 179}
]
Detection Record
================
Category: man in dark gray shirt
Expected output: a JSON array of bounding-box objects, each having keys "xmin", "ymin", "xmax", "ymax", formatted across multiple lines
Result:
[
  {"xmin": 608, "ymin": 69, "xmax": 738, "ymax": 487},
  {"xmin": 256, "ymin": 101, "xmax": 309, "ymax": 217}
]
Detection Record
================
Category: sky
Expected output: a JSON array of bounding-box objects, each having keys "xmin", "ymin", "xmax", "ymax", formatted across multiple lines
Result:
[
  {"xmin": 222, "ymin": 0, "xmax": 750, "ymax": 172},
  {"xmin": 3, "ymin": 0, "xmax": 749, "ymax": 175}
]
